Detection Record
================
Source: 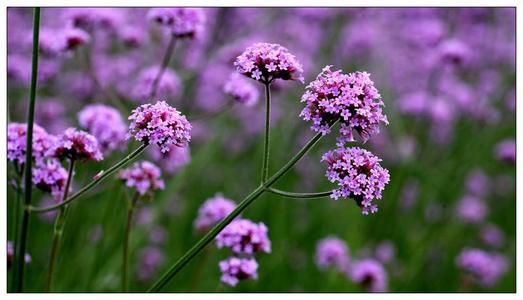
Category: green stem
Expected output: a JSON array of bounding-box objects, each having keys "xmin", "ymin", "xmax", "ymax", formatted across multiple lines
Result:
[
  {"xmin": 10, "ymin": 165, "xmax": 22, "ymax": 290},
  {"xmin": 46, "ymin": 158, "xmax": 75, "ymax": 292},
  {"xmin": 122, "ymin": 192, "xmax": 139, "ymax": 292},
  {"xmin": 261, "ymin": 83, "xmax": 271, "ymax": 183},
  {"xmin": 13, "ymin": 7, "xmax": 40, "ymax": 292},
  {"xmin": 149, "ymin": 35, "xmax": 177, "ymax": 99},
  {"xmin": 29, "ymin": 143, "xmax": 148, "ymax": 213},
  {"xmin": 147, "ymin": 120, "xmax": 337, "ymax": 292},
  {"xmin": 266, "ymin": 188, "xmax": 332, "ymax": 199}
]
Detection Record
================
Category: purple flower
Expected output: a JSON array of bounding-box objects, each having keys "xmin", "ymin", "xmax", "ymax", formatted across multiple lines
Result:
[
  {"xmin": 78, "ymin": 104, "xmax": 127, "ymax": 154},
  {"xmin": 350, "ymin": 259, "xmax": 388, "ymax": 292},
  {"xmin": 300, "ymin": 66, "xmax": 388, "ymax": 144},
  {"xmin": 494, "ymin": 139, "xmax": 515, "ymax": 164},
  {"xmin": 438, "ymin": 39, "xmax": 471, "ymax": 65},
  {"xmin": 322, "ymin": 147, "xmax": 390, "ymax": 215},
  {"xmin": 456, "ymin": 195, "xmax": 488, "ymax": 223},
  {"xmin": 219, "ymin": 257, "xmax": 258, "ymax": 287},
  {"xmin": 52, "ymin": 128, "xmax": 103, "ymax": 162},
  {"xmin": 465, "ymin": 169, "xmax": 490, "ymax": 197},
  {"xmin": 481, "ymin": 224, "xmax": 505, "ymax": 248},
  {"xmin": 375, "ymin": 241, "xmax": 395, "ymax": 264},
  {"xmin": 216, "ymin": 219, "xmax": 271, "ymax": 254},
  {"xmin": 315, "ymin": 236, "xmax": 350, "ymax": 272},
  {"xmin": 7, "ymin": 122, "xmax": 55, "ymax": 165},
  {"xmin": 32, "ymin": 159, "xmax": 69, "ymax": 200},
  {"xmin": 131, "ymin": 66, "xmax": 181, "ymax": 103},
  {"xmin": 223, "ymin": 73, "xmax": 260, "ymax": 106},
  {"xmin": 147, "ymin": 8, "xmax": 206, "ymax": 39},
  {"xmin": 63, "ymin": 8, "xmax": 125, "ymax": 31},
  {"xmin": 148, "ymin": 144, "xmax": 190, "ymax": 174},
  {"xmin": 396, "ymin": 91, "xmax": 430, "ymax": 117},
  {"xmin": 456, "ymin": 248, "xmax": 508, "ymax": 287},
  {"xmin": 119, "ymin": 161, "xmax": 165, "ymax": 196},
  {"xmin": 234, "ymin": 42, "xmax": 304, "ymax": 84},
  {"xmin": 61, "ymin": 27, "xmax": 90, "ymax": 51},
  {"xmin": 137, "ymin": 246, "xmax": 166, "ymax": 282},
  {"xmin": 7, "ymin": 241, "xmax": 31, "ymax": 269},
  {"xmin": 194, "ymin": 194, "xmax": 237, "ymax": 232},
  {"xmin": 127, "ymin": 101, "xmax": 192, "ymax": 153}
]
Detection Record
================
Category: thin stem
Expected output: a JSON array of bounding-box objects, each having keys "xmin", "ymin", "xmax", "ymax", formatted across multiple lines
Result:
[
  {"xmin": 29, "ymin": 143, "xmax": 148, "ymax": 213},
  {"xmin": 122, "ymin": 192, "xmax": 139, "ymax": 292},
  {"xmin": 46, "ymin": 158, "xmax": 75, "ymax": 292},
  {"xmin": 149, "ymin": 35, "xmax": 177, "ymax": 99},
  {"xmin": 147, "ymin": 120, "xmax": 338, "ymax": 292},
  {"xmin": 9, "ymin": 166, "xmax": 22, "ymax": 291},
  {"xmin": 13, "ymin": 7, "xmax": 40, "ymax": 292},
  {"xmin": 266, "ymin": 188, "xmax": 333, "ymax": 199},
  {"xmin": 261, "ymin": 83, "xmax": 271, "ymax": 183}
]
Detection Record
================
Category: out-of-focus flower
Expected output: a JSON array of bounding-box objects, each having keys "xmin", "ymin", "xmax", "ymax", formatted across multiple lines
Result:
[
  {"xmin": 131, "ymin": 66, "xmax": 181, "ymax": 103},
  {"xmin": 456, "ymin": 195, "xmax": 488, "ymax": 224},
  {"xmin": 52, "ymin": 128, "xmax": 103, "ymax": 162},
  {"xmin": 223, "ymin": 73, "xmax": 259, "ymax": 106},
  {"xmin": 315, "ymin": 236, "xmax": 350, "ymax": 272},
  {"xmin": 119, "ymin": 161, "xmax": 165, "ymax": 196},
  {"xmin": 234, "ymin": 42, "xmax": 304, "ymax": 84},
  {"xmin": 32, "ymin": 159, "xmax": 69, "ymax": 200},
  {"xmin": 465, "ymin": 169, "xmax": 490, "ymax": 197},
  {"xmin": 148, "ymin": 144, "xmax": 190, "ymax": 174},
  {"xmin": 137, "ymin": 246, "xmax": 165, "ymax": 282},
  {"xmin": 397, "ymin": 91, "xmax": 430, "ymax": 117},
  {"xmin": 438, "ymin": 39, "xmax": 471, "ymax": 65},
  {"xmin": 456, "ymin": 248, "xmax": 508, "ymax": 287},
  {"xmin": 118, "ymin": 25, "xmax": 147, "ymax": 48},
  {"xmin": 34, "ymin": 98, "xmax": 69, "ymax": 135},
  {"xmin": 216, "ymin": 219, "xmax": 271, "ymax": 254},
  {"xmin": 7, "ymin": 241, "xmax": 31, "ymax": 269},
  {"xmin": 63, "ymin": 8, "xmax": 125, "ymax": 31},
  {"xmin": 149, "ymin": 227, "xmax": 168, "ymax": 245},
  {"xmin": 8, "ymin": 123, "xmax": 55, "ymax": 165},
  {"xmin": 194, "ymin": 194, "xmax": 237, "ymax": 232},
  {"xmin": 494, "ymin": 139, "xmax": 516, "ymax": 164},
  {"xmin": 147, "ymin": 8, "xmax": 206, "ymax": 39},
  {"xmin": 350, "ymin": 259, "xmax": 388, "ymax": 292},
  {"xmin": 127, "ymin": 101, "xmax": 192, "ymax": 153},
  {"xmin": 481, "ymin": 224, "xmax": 505, "ymax": 248},
  {"xmin": 300, "ymin": 66, "xmax": 388, "ymax": 144},
  {"xmin": 62, "ymin": 27, "xmax": 90, "ymax": 51},
  {"xmin": 400, "ymin": 179, "xmax": 419, "ymax": 210},
  {"xmin": 322, "ymin": 147, "xmax": 390, "ymax": 215},
  {"xmin": 375, "ymin": 241, "xmax": 395, "ymax": 264},
  {"xmin": 78, "ymin": 104, "xmax": 127, "ymax": 154},
  {"xmin": 219, "ymin": 257, "xmax": 258, "ymax": 287}
]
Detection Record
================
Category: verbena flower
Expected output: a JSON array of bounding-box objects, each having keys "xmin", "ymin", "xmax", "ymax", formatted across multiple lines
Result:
[
  {"xmin": 78, "ymin": 104, "xmax": 127, "ymax": 154},
  {"xmin": 127, "ymin": 101, "xmax": 192, "ymax": 153},
  {"xmin": 32, "ymin": 159, "xmax": 69, "ymax": 200},
  {"xmin": 216, "ymin": 219, "xmax": 271, "ymax": 254},
  {"xmin": 148, "ymin": 144, "xmax": 190, "ymax": 174},
  {"xmin": 350, "ymin": 259, "xmax": 388, "ymax": 292},
  {"xmin": 147, "ymin": 8, "xmax": 206, "ymax": 39},
  {"xmin": 456, "ymin": 248, "xmax": 508, "ymax": 287},
  {"xmin": 131, "ymin": 66, "xmax": 181, "ymax": 103},
  {"xmin": 137, "ymin": 246, "xmax": 166, "ymax": 282},
  {"xmin": 494, "ymin": 139, "xmax": 515, "ymax": 164},
  {"xmin": 300, "ymin": 66, "xmax": 388, "ymax": 144},
  {"xmin": 322, "ymin": 147, "xmax": 390, "ymax": 215},
  {"xmin": 465, "ymin": 169, "xmax": 489, "ymax": 197},
  {"xmin": 481, "ymin": 224, "xmax": 505, "ymax": 248},
  {"xmin": 219, "ymin": 257, "xmax": 258, "ymax": 287},
  {"xmin": 234, "ymin": 42, "xmax": 304, "ymax": 84},
  {"xmin": 119, "ymin": 161, "xmax": 165, "ymax": 195},
  {"xmin": 375, "ymin": 241, "xmax": 395, "ymax": 264},
  {"xmin": 194, "ymin": 194, "xmax": 237, "ymax": 232},
  {"xmin": 456, "ymin": 195, "xmax": 488, "ymax": 223},
  {"xmin": 52, "ymin": 128, "xmax": 103, "ymax": 162},
  {"xmin": 7, "ymin": 122, "xmax": 55, "ymax": 165},
  {"xmin": 223, "ymin": 73, "xmax": 259, "ymax": 106},
  {"xmin": 315, "ymin": 236, "xmax": 350, "ymax": 272},
  {"xmin": 61, "ymin": 27, "xmax": 90, "ymax": 51}
]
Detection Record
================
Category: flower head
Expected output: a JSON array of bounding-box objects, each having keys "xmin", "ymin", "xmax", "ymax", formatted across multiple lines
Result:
[
  {"xmin": 350, "ymin": 259, "xmax": 388, "ymax": 292},
  {"xmin": 223, "ymin": 73, "xmax": 259, "ymax": 106},
  {"xmin": 194, "ymin": 194, "xmax": 237, "ymax": 232},
  {"xmin": 7, "ymin": 122, "xmax": 55, "ymax": 165},
  {"xmin": 322, "ymin": 147, "xmax": 390, "ymax": 215},
  {"xmin": 147, "ymin": 8, "xmax": 205, "ymax": 39},
  {"xmin": 32, "ymin": 159, "xmax": 69, "ymax": 200},
  {"xmin": 216, "ymin": 219, "xmax": 271, "ymax": 254},
  {"xmin": 456, "ymin": 248, "xmax": 508, "ymax": 287},
  {"xmin": 119, "ymin": 161, "xmax": 165, "ymax": 195},
  {"xmin": 148, "ymin": 144, "xmax": 190, "ymax": 174},
  {"xmin": 62, "ymin": 27, "xmax": 90, "ymax": 51},
  {"xmin": 78, "ymin": 104, "xmax": 127, "ymax": 154},
  {"xmin": 52, "ymin": 128, "xmax": 103, "ymax": 162},
  {"xmin": 300, "ymin": 66, "xmax": 388, "ymax": 144},
  {"xmin": 219, "ymin": 257, "xmax": 258, "ymax": 287},
  {"xmin": 481, "ymin": 224, "xmax": 505, "ymax": 248},
  {"xmin": 127, "ymin": 101, "xmax": 192, "ymax": 153},
  {"xmin": 131, "ymin": 66, "xmax": 181, "ymax": 103},
  {"xmin": 495, "ymin": 139, "xmax": 515, "ymax": 164},
  {"xmin": 315, "ymin": 236, "xmax": 350, "ymax": 272},
  {"xmin": 456, "ymin": 195, "xmax": 488, "ymax": 223},
  {"xmin": 234, "ymin": 42, "xmax": 304, "ymax": 84},
  {"xmin": 137, "ymin": 246, "xmax": 165, "ymax": 282}
]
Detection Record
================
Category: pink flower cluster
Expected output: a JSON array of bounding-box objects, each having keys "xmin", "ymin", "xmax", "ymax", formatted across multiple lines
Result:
[
  {"xmin": 131, "ymin": 66, "xmax": 181, "ymax": 103},
  {"xmin": 315, "ymin": 236, "xmax": 350, "ymax": 272},
  {"xmin": 223, "ymin": 73, "xmax": 259, "ymax": 106},
  {"xmin": 322, "ymin": 147, "xmax": 390, "ymax": 215},
  {"xmin": 219, "ymin": 257, "xmax": 258, "ymax": 287},
  {"xmin": 32, "ymin": 159, "xmax": 69, "ymax": 199},
  {"xmin": 78, "ymin": 104, "xmax": 127, "ymax": 154},
  {"xmin": 194, "ymin": 194, "xmax": 237, "ymax": 232},
  {"xmin": 234, "ymin": 42, "xmax": 304, "ymax": 84},
  {"xmin": 119, "ymin": 161, "xmax": 165, "ymax": 195},
  {"xmin": 127, "ymin": 101, "xmax": 192, "ymax": 153},
  {"xmin": 216, "ymin": 219, "xmax": 271, "ymax": 254},
  {"xmin": 147, "ymin": 8, "xmax": 205, "ymax": 38},
  {"xmin": 52, "ymin": 128, "xmax": 103, "ymax": 162},
  {"xmin": 350, "ymin": 259, "xmax": 388, "ymax": 292},
  {"xmin": 300, "ymin": 65, "xmax": 388, "ymax": 145},
  {"xmin": 7, "ymin": 122, "xmax": 55, "ymax": 165},
  {"xmin": 456, "ymin": 248, "xmax": 508, "ymax": 287}
]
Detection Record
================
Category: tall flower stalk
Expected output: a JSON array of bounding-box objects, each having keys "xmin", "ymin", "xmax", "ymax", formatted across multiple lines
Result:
[
  {"xmin": 261, "ymin": 83, "xmax": 271, "ymax": 183},
  {"xmin": 12, "ymin": 7, "xmax": 40, "ymax": 292}
]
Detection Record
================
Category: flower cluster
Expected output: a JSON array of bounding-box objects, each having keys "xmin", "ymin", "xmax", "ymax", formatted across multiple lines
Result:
[
  {"xmin": 315, "ymin": 236, "xmax": 350, "ymax": 272},
  {"xmin": 131, "ymin": 66, "xmax": 181, "ymax": 103},
  {"xmin": 219, "ymin": 257, "xmax": 259, "ymax": 287},
  {"xmin": 32, "ymin": 159, "xmax": 69, "ymax": 200},
  {"xmin": 148, "ymin": 144, "xmax": 190, "ymax": 174},
  {"xmin": 456, "ymin": 248, "xmax": 508, "ymax": 287},
  {"xmin": 7, "ymin": 122, "xmax": 55, "ymax": 165},
  {"xmin": 494, "ymin": 139, "xmax": 516, "ymax": 164},
  {"xmin": 350, "ymin": 259, "xmax": 388, "ymax": 292},
  {"xmin": 119, "ymin": 161, "xmax": 165, "ymax": 195},
  {"xmin": 34, "ymin": 27, "xmax": 90, "ymax": 57},
  {"xmin": 223, "ymin": 73, "xmax": 260, "ymax": 106},
  {"xmin": 300, "ymin": 65, "xmax": 389, "ymax": 144},
  {"xmin": 194, "ymin": 194, "xmax": 237, "ymax": 232},
  {"xmin": 52, "ymin": 128, "xmax": 103, "ymax": 162},
  {"xmin": 322, "ymin": 147, "xmax": 390, "ymax": 215},
  {"xmin": 127, "ymin": 101, "xmax": 192, "ymax": 153},
  {"xmin": 234, "ymin": 42, "xmax": 304, "ymax": 84},
  {"xmin": 455, "ymin": 195, "xmax": 488, "ymax": 223},
  {"xmin": 147, "ymin": 8, "xmax": 205, "ymax": 38},
  {"xmin": 78, "ymin": 104, "xmax": 127, "ymax": 154},
  {"xmin": 216, "ymin": 219, "xmax": 271, "ymax": 254}
]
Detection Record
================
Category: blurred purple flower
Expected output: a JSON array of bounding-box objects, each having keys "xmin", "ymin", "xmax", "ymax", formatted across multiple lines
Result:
[
  {"xmin": 78, "ymin": 104, "xmax": 127, "ymax": 154},
  {"xmin": 219, "ymin": 256, "xmax": 258, "ymax": 287},
  {"xmin": 148, "ymin": 144, "xmax": 190, "ymax": 174},
  {"xmin": 223, "ymin": 72, "xmax": 260, "ymax": 106},
  {"xmin": 480, "ymin": 224, "xmax": 505, "ymax": 248},
  {"xmin": 350, "ymin": 259, "xmax": 388, "ymax": 292},
  {"xmin": 315, "ymin": 236, "xmax": 350, "ymax": 272},
  {"xmin": 375, "ymin": 241, "xmax": 395, "ymax": 264},
  {"xmin": 216, "ymin": 219, "xmax": 271, "ymax": 254},
  {"xmin": 52, "ymin": 128, "xmax": 103, "ymax": 162},
  {"xmin": 456, "ymin": 195, "xmax": 488, "ymax": 224},
  {"xmin": 494, "ymin": 139, "xmax": 516, "ymax": 164},
  {"xmin": 147, "ymin": 8, "xmax": 206, "ymax": 39},
  {"xmin": 119, "ymin": 161, "xmax": 165, "ymax": 196},
  {"xmin": 194, "ymin": 194, "xmax": 237, "ymax": 233},
  {"xmin": 131, "ymin": 66, "xmax": 181, "ymax": 103},
  {"xmin": 137, "ymin": 246, "xmax": 165, "ymax": 282},
  {"xmin": 465, "ymin": 169, "xmax": 489, "ymax": 197},
  {"xmin": 456, "ymin": 248, "xmax": 508, "ymax": 287},
  {"xmin": 32, "ymin": 159, "xmax": 69, "ymax": 200}
]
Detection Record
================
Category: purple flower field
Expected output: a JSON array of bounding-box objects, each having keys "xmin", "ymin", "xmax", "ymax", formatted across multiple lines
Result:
[{"xmin": 6, "ymin": 7, "xmax": 515, "ymax": 293}]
